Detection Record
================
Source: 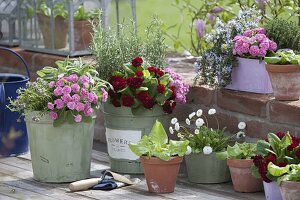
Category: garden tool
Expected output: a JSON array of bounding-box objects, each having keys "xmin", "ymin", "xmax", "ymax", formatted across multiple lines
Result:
[{"xmin": 69, "ymin": 170, "xmax": 140, "ymax": 192}]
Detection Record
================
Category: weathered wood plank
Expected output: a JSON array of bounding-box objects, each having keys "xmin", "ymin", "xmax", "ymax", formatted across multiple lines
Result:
[{"xmin": 0, "ymin": 193, "xmax": 18, "ymax": 200}]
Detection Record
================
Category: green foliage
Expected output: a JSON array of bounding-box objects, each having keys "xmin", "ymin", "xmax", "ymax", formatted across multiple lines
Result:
[
  {"xmin": 37, "ymin": 0, "xmax": 67, "ymax": 19},
  {"xmin": 187, "ymin": 126, "xmax": 229, "ymax": 153},
  {"xmin": 74, "ymin": 5, "xmax": 100, "ymax": 21},
  {"xmin": 129, "ymin": 120, "xmax": 189, "ymax": 161},
  {"xmin": 265, "ymin": 18, "xmax": 300, "ymax": 51},
  {"xmin": 268, "ymin": 163, "xmax": 300, "ymax": 184},
  {"xmin": 265, "ymin": 49, "xmax": 300, "ymax": 65},
  {"xmin": 216, "ymin": 142, "xmax": 257, "ymax": 160},
  {"xmin": 91, "ymin": 16, "xmax": 167, "ymax": 81}
]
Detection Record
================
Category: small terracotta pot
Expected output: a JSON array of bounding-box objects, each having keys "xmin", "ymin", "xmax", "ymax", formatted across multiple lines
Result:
[
  {"xmin": 73, "ymin": 21, "xmax": 93, "ymax": 51},
  {"xmin": 266, "ymin": 64, "xmax": 300, "ymax": 101},
  {"xmin": 280, "ymin": 181, "xmax": 300, "ymax": 200},
  {"xmin": 227, "ymin": 159, "xmax": 263, "ymax": 193},
  {"xmin": 140, "ymin": 156, "xmax": 183, "ymax": 193}
]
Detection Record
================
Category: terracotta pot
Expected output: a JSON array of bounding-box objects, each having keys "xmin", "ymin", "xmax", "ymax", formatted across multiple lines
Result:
[
  {"xmin": 266, "ymin": 64, "xmax": 300, "ymax": 100},
  {"xmin": 227, "ymin": 159, "xmax": 263, "ymax": 193},
  {"xmin": 37, "ymin": 14, "xmax": 68, "ymax": 49},
  {"xmin": 140, "ymin": 156, "xmax": 183, "ymax": 193},
  {"xmin": 280, "ymin": 181, "xmax": 300, "ymax": 200},
  {"xmin": 74, "ymin": 20, "xmax": 93, "ymax": 51}
]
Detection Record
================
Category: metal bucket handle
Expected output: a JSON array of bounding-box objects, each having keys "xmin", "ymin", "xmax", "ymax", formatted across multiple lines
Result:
[
  {"xmin": 0, "ymin": 47, "xmax": 30, "ymax": 134},
  {"xmin": 0, "ymin": 47, "xmax": 31, "ymax": 79}
]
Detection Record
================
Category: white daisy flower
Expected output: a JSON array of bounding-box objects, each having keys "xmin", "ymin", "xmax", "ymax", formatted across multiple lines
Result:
[
  {"xmin": 185, "ymin": 146, "xmax": 192, "ymax": 155},
  {"xmin": 171, "ymin": 118, "xmax": 178, "ymax": 125},
  {"xmin": 169, "ymin": 127, "xmax": 174, "ymax": 134},
  {"xmin": 208, "ymin": 108, "xmax": 216, "ymax": 115},
  {"xmin": 203, "ymin": 146, "xmax": 213, "ymax": 155},
  {"xmin": 177, "ymin": 133, "xmax": 182, "ymax": 138},
  {"xmin": 236, "ymin": 131, "xmax": 246, "ymax": 139},
  {"xmin": 194, "ymin": 129, "xmax": 200, "ymax": 135},
  {"xmin": 185, "ymin": 118, "xmax": 191, "ymax": 125},
  {"xmin": 189, "ymin": 112, "xmax": 196, "ymax": 119},
  {"xmin": 195, "ymin": 118, "xmax": 204, "ymax": 127},
  {"xmin": 175, "ymin": 122, "xmax": 180, "ymax": 131},
  {"xmin": 196, "ymin": 109, "xmax": 203, "ymax": 117},
  {"xmin": 238, "ymin": 122, "xmax": 246, "ymax": 130},
  {"xmin": 58, "ymin": 73, "xmax": 65, "ymax": 79}
]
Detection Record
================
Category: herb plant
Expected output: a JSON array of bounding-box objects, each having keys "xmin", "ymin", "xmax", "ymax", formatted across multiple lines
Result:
[
  {"xmin": 91, "ymin": 16, "xmax": 167, "ymax": 81},
  {"xmin": 265, "ymin": 18, "xmax": 300, "ymax": 51},
  {"xmin": 268, "ymin": 163, "xmax": 300, "ymax": 184},
  {"xmin": 216, "ymin": 142, "xmax": 257, "ymax": 160},
  {"xmin": 265, "ymin": 49, "xmax": 300, "ymax": 65},
  {"xmin": 8, "ymin": 58, "xmax": 109, "ymax": 127},
  {"xmin": 251, "ymin": 132, "xmax": 300, "ymax": 183},
  {"xmin": 129, "ymin": 120, "xmax": 189, "ymax": 161}
]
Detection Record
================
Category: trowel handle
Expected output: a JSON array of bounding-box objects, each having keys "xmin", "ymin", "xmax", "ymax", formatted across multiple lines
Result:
[{"xmin": 69, "ymin": 178, "xmax": 102, "ymax": 192}]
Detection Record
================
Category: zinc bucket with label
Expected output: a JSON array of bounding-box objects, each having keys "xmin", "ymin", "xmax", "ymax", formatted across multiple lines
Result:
[
  {"xmin": 103, "ymin": 103, "xmax": 169, "ymax": 174},
  {"xmin": 0, "ymin": 47, "xmax": 30, "ymax": 156}
]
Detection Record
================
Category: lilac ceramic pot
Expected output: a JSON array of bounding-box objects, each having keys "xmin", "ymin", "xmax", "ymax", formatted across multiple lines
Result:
[
  {"xmin": 225, "ymin": 57, "xmax": 273, "ymax": 94},
  {"xmin": 263, "ymin": 181, "xmax": 282, "ymax": 200}
]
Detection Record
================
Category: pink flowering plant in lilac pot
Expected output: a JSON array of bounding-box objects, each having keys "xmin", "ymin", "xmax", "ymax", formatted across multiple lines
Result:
[
  {"xmin": 9, "ymin": 58, "xmax": 109, "ymax": 127},
  {"xmin": 233, "ymin": 28, "xmax": 277, "ymax": 59}
]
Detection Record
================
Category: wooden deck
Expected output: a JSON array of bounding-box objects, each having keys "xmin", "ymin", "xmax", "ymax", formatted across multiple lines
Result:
[{"xmin": 0, "ymin": 143, "xmax": 265, "ymax": 200}]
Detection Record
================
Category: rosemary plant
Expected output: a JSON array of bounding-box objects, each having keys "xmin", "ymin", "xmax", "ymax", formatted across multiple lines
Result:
[{"xmin": 91, "ymin": 16, "xmax": 167, "ymax": 81}]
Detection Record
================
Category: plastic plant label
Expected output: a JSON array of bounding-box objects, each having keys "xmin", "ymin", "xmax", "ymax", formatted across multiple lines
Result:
[{"xmin": 105, "ymin": 128, "xmax": 142, "ymax": 160}]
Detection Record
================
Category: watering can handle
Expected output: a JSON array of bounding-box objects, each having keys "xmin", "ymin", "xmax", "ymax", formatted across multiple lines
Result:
[
  {"xmin": 0, "ymin": 83, "xmax": 5, "ymax": 134},
  {"xmin": 0, "ymin": 47, "xmax": 31, "ymax": 80}
]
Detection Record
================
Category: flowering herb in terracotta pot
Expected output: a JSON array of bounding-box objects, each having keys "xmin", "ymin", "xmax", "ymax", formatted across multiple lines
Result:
[
  {"xmin": 251, "ymin": 132, "xmax": 300, "ymax": 200},
  {"xmin": 216, "ymin": 142, "xmax": 263, "ymax": 193},
  {"xmin": 129, "ymin": 120, "xmax": 189, "ymax": 193},
  {"xmin": 169, "ymin": 108, "xmax": 246, "ymax": 183},
  {"xmin": 268, "ymin": 162, "xmax": 300, "ymax": 199},
  {"xmin": 107, "ymin": 57, "xmax": 189, "ymax": 114},
  {"xmin": 8, "ymin": 58, "xmax": 109, "ymax": 126}
]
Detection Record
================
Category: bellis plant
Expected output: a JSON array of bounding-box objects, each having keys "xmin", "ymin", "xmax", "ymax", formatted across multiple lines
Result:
[
  {"xmin": 8, "ymin": 58, "xmax": 109, "ymax": 127},
  {"xmin": 233, "ymin": 28, "xmax": 277, "ymax": 58},
  {"xmin": 169, "ymin": 108, "xmax": 246, "ymax": 155},
  {"xmin": 251, "ymin": 132, "xmax": 300, "ymax": 183},
  {"xmin": 107, "ymin": 57, "xmax": 189, "ymax": 114}
]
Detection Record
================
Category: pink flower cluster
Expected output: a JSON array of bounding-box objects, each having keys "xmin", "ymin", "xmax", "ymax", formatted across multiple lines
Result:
[
  {"xmin": 164, "ymin": 68, "xmax": 189, "ymax": 104},
  {"xmin": 47, "ymin": 74, "xmax": 108, "ymax": 123},
  {"xmin": 233, "ymin": 28, "xmax": 277, "ymax": 58}
]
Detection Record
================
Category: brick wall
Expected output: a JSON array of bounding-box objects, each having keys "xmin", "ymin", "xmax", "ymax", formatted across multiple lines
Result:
[{"xmin": 1, "ymin": 48, "xmax": 300, "ymax": 142}]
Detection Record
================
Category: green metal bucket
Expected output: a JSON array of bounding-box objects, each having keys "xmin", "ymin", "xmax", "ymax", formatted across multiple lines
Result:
[
  {"xmin": 103, "ymin": 103, "xmax": 169, "ymax": 174},
  {"xmin": 25, "ymin": 112, "xmax": 95, "ymax": 183},
  {"xmin": 185, "ymin": 153, "xmax": 231, "ymax": 184}
]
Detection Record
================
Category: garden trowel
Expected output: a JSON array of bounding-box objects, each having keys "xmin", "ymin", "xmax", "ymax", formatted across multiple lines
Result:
[{"xmin": 69, "ymin": 170, "xmax": 140, "ymax": 192}]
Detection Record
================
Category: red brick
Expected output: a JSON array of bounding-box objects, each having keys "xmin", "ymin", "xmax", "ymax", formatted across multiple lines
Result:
[
  {"xmin": 217, "ymin": 88, "xmax": 272, "ymax": 117},
  {"xmin": 32, "ymin": 52, "xmax": 65, "ymax": 68},
  {"xmin": 246, "ymin": 120, "xmax": 293, "ymax": 139},
  {"xmin": 187, "ymin": 86, "xmax": 215, "ymax": 106},
  {"xmin": 269, "ymin": 100, "xmax": 300, "ymax": 126}
]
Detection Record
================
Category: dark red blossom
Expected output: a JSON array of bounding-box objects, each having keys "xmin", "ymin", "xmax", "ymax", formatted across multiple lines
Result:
[
  {"xmin": 265, "ymin": 153, "xmax": 276, "ymax": 164},
  {"xmin": 288, "ymin": 136, "xmax": 300, "ymax": 151},
  {"xmin": 135, "ymin": 71, "xmax": 143, "ymax": 77},
  {"xmin": 109, "ymin": 76, "xmax": 127, "ymax": 91},
  {"xmin": 127, "ymin": 77, "xmax": 144, "ymax": 89},
  {"xmin": 276, "ymin": 132, "xmax": 285, "ymax": 139},
  {"xmin": 108, "ymin": 89, "xmax": 118, "ymax": 99},
  {"xmin": 157, "ymin": 84, "xmax": 165, "ymax": 94},
  {"xmin": 132, "ymin": 57, "xmax": 143, "ymax": 67},
  {"xmin": 147, "ymin": 67, "xmax": 157, "ymax": 73},
  {"xmin": 296, "ymin": 150, "xmax": 300, "ymax": 159},
  {"xmin": 253, "ymin": 155, "xmax": 272, "ymax": 183},
  {"xmin": 122, "ymin": 95, "xmax": 134, "ymax": 107},
  {"xmin": 156, "ymin": 69, "xmax": 164, "ymax": 77},
  {"xmin": 111, "ymin": 98, "xmax": 121, "ymax": 107},
  {"xmin": 162, "ymin": 100, "xmax": 176, "ymax": 114},
  {"xmin": 136, "ymin": 91, "xmax": 155, "ymax": 109},
  {"xmin": 277, "ymin": 161, "xmax": 288, "ymax": 167},
  {"xmin": 169, "ymin": 86, "xmax": 176, "ymax": 100}
]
